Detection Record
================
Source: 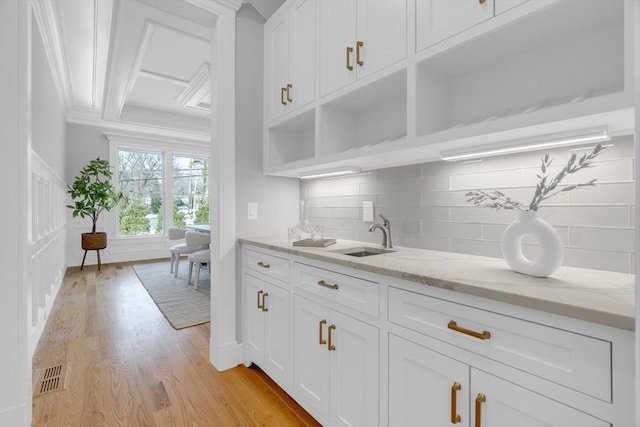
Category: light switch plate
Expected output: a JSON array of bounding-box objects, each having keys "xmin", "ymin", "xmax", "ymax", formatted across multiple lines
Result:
[
  {"xmin": 363, "ymin": 201, "xmax": 374, "ymax": 222},
  {"xmin": 247, "ymin": 202, "xmax": 258, "ymax": 220}
]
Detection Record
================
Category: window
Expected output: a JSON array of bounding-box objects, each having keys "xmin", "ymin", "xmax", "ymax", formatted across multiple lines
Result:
[
  {"xmin": 172, "ymin": 155, "xmax": 209, "ymax": 229},
  {"xmin": 115, "ymin": 146, "xmax": 209, "ymax": 237}
]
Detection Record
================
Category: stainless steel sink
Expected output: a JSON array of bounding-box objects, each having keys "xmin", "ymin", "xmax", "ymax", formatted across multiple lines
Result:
[{"xmin": 331, "ymin": 246, "xmax": 396, "ymax": 257}]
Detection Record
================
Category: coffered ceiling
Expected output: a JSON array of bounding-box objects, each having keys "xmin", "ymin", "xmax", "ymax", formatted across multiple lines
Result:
[{"xmin": 48, "ymin": 0, "xmax": 280, "ymax": 138}]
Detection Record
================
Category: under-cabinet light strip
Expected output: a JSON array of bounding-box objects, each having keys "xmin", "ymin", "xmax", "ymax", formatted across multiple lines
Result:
[
  {"xmin": 299, "ymin": 167, "xmax": 362, "ymax": 180},
  {"xmin": 440, "ymin": 127, "xmax": 610, "ymax": 161}
]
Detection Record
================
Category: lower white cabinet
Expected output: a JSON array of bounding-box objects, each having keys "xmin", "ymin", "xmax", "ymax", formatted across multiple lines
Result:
[
  {"xmin": 294, "ymin": 294, "xmax": 379, "ymax": 427},
  {"xmin": 240, "ymin": 243, "xmax": 633, "ymax": 426},
  {"xmin": 243, "ymin": 272, "xmax": 291, "ymax": 387},
  {"xmin": 389, "ymin": 334, "xmax": 609, "ymax": 427},
  {"xmin": 389, "ymin": 334, "xmax": 469, "ymax": 426},
  {"xmin": 471, "ymin": 369, "xmax": 608, "ymax": 427}
]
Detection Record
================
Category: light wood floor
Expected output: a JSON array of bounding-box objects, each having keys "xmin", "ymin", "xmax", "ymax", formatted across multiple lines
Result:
[{"xmin": 32, "ymin": 261, "xmax": 321, "ymax": 427}]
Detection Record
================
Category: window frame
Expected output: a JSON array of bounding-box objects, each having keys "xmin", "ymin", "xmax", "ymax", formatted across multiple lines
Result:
[{"xmin": 107, "ymin": 133, "xmax": 210, "ymax": 240}]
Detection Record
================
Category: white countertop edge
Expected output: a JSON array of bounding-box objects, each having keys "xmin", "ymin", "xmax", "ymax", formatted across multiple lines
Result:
[{"xmin": 239, "ymin": 236, "xmax": 636, "ymax": 331}]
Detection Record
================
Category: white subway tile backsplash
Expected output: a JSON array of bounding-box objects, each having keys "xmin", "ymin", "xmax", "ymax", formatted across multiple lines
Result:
[
  {"xmin": 450, "ymin": 238, "xmax": 503, "ymax": 259},
  {"xmin": 299, "ymin": 136, "xmax": 634, "ymax": 274},
  {"xmin": 396, "ymin": 233, "xmax": 450, "ymax": 251},
  {"xmin": 569, "ymin": 182, "xmax": 635, "ymax": 205},
  {"xmin": 563, "ymin": 248, "xmax": 632, "ymax": 272},
  {"xmin": 450, "ymin": 169, "xmax": 524, "ymax": 191},
  {"xmin": 541, "ymin": 206, "xmax": 630, "ymax": 228},
  {"xmin": 570, "ymin": 227, "xmax": 634, "ymax": 252}
]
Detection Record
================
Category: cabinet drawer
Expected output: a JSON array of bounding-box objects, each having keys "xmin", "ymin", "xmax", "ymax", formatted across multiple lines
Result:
[
  {"xmin": 293, "ymin": 263, "xmax": 379, "ymax": 317},
  {"xmin": 388, "ymin": 287, "xmax": 611, "ymax": 402},
  {"xmin": 244, "ymin": 248, "xmax": 290, "ymax": 283}
]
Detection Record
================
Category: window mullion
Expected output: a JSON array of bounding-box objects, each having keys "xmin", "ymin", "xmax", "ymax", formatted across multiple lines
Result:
[{"xmin": 164, "ymin": 150, "xmax": 173, "ymax": 234}]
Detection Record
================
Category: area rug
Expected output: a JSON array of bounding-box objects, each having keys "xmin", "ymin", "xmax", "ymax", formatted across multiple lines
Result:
[{"xmin": 132, "ymin": 261, "xmax": 210, "ymax": 329}]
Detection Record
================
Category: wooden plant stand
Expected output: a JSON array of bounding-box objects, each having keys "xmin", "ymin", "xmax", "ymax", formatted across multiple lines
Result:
[{"xmin": 81, "ymin": 232, "xmax": 107, "ymax": 270}]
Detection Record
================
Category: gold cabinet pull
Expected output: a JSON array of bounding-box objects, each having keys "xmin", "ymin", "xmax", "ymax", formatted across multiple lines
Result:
[
  {"xmin": 257, "ymin": 261, "xmax": 270, "ymax": 269},
  {"xmin": 356, "ymin": 41, "xmax": 364, "ymax": 66},
  {"xmin": 451, "ymin": 382, "xmax": 462, "ymax": 424},
  {"xmin": 327, "ymin": 324, "xmax": 336, "ymax": 351},
  {"xmin": 479, "ymin": 0, "xmax": 486, "ymax": 3},
  {"xmin": 319, "ymin": 319, "xmax": 327, "ymax": 345},
  {"xmin": 262, "ymin": 293, "xmax": 269, "ymax": 312},
  {"xmin": 280, "ymin": 87, "xmax": 287, "ymax": 105},
  {"xmin": 257, "ymin": 290, "xmax": 264, "ymax": 309},
  {"xmin": 317, "ymin": 280, "xmax": 339, "ymax": 290},
  {"xmin": 448, "ymin": 320, "xmax": 491, "ymax": 340},
  {"xmin": 475, "ymin": 393, "xmax": 486, "ymax": 427},
  {"xmin": 286, "ymin": 83, "xmax": 293, "ymax": 102},
  {"xmin": 346, "ymin": 46, "xmax": 354, "ymax": 71}
]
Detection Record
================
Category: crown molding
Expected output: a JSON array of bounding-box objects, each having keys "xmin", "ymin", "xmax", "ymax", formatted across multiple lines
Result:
[
  {"xmin": 31, "ymin": 0, "xmax": 73, "ymax": 113},
  {"xmin": 66, "ymin": 108, "xmax": 210, "ymax": 143},
  {"xmin": 176, "ymin": 63, "xmax": 211, "ymax": 111}
]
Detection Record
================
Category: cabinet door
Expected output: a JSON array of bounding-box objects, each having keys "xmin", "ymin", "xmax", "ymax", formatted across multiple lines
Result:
[
  {"xmin": 319, "ymin": 0, "xmax": 357, "ymax": 96},
  {"xmin": 266, "ymin": 10, "xmax": 290, "ymax": 121},
  {"xmin": 416, "ymin": 0, "xmax": 494, "ymax": 51},
  {"xmin": 470, "ymin": 369, "xmax": 609, "ymax": 427},
  {"xmin": 263, "ymin": 282, "xmax": 291, "ymax": 386},
  {"xmin": 288, "ymin": 0, "xmax": 316, "ymax": 112},
  {"xmin": 294, "ymin": 295, "xmax": 331, "ymax": 419},
  {"xmin": 355, "ymin": 0, "xmax": 407, "ymax": 80},
  {"xmin": 243, "ymin": 273, "xmax": 265, "ymax": 364},
  {"xmin": 495, "ymin": 0, "xmax": 529, "ymax": 15},
  {"xmin": 389, "ymin": 335, "xmax": 469, "ymax": 427},
  {"xmin": 329, "ymin": 310, "xmax": 379, "ymax": 427}
]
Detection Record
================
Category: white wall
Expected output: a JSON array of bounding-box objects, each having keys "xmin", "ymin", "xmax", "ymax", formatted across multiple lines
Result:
[
  {"xmin": 0, "ymin": 1, "xmax": 68, "ymax": 425},
  {"xmin": 235, "ymin": 4, "xmax": 298, "ymax": 240},
  {"xmin": 30, "ymin": 5, "xmax": 68, "ymax": 352},
  {"xmin": 234, "ymin": 4, "xmax": 299, "ymax": 341},
  {"xmin": 64, "ymin": 123, "xmax": 211, "ymax": 267}
]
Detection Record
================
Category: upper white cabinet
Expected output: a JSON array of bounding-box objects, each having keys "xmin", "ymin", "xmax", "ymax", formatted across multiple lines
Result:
[
  {"xmin": 416, "ymin": 0, "xmax": 494, "ymax": 51},
  {"xmin": 265, "ymin": 0, "xmax": 316, "ymax": 122},
  {"xmin": 495, "ymin": 0, "xmax": 530, "ymax": 15},
  {"xmin": 263, "ymin": 0, "xmax": 633, "ymax": 177},
  {"xmin": 319, "ymin": 0, "xmax": 407, "ymax": 96}
]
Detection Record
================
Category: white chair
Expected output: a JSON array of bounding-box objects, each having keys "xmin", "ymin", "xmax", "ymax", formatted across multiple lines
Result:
[
  {"xmin": 169, "ymin": 229, "xmax": 209, "ymax": 277},
  {"xmin": 188, "ymin": 249, "xmax": 210, "ymax": 290}
]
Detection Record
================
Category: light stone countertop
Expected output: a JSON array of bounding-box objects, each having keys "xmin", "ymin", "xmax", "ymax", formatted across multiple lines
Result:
[{"xmin": 240, "ymin": 236, "xmax": 636, "ymax": 331}]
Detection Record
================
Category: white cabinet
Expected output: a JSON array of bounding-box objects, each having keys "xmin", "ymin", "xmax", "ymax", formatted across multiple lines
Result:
[
  {"xmin": 242, "ymin": 247, "xmax": 292, "ymax": 387},
  {"xmin": 294, "ymin": 295, "xmax": 379, "ymax": 427},
  {"xmin": 319, "ymin": 0, "xmax": 407, "ymax": 96},
  {"xmin": 265, "ymin": 0, "xmax": 316, "ymax": 122},
  {"xmin": 470, "ymin": 369, "xmax": 608, "ymax": 427},
  {"xmin": 416, "ymin": 0, "xmax": 494, "ymax": 51},
  {"xmin": 240, "ymin": 242, "xmax": 634, "ymax": 426},
  {"xmin": 389, "ymin": 334, "xmax": 469, "ymax": 426},
  {"xmin": 495, "ymin": 0, "xmax": 530, "ymax": 15},
  {"xmin": 389, "ymin": 334, "xmax": 609, "ymax": 427},
  {"xmin": 243, "ymin": 273, "xmax": 291, "ymax": 386}
]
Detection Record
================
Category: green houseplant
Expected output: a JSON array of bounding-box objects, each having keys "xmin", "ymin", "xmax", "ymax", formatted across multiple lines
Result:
[{"xmin": 67, "ymin": 157, "xmax": 122, "ymax": 269}]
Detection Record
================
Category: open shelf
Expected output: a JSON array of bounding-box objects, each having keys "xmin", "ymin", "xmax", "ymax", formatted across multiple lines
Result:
[
  {"xmin": 415, "ymin": 0, "xmax": 625, "ymax": 137},
  {"xmin": 320, "ymin": 70, "xmax": 407, "ymax": 156},
  {"xmin": 267, "ymin": 109, "xmax": 316, "ymax": 169}
]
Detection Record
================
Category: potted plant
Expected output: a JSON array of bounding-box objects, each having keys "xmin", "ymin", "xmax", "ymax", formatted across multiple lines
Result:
[{"xmin": 67, "ymin": 157, "xmax": 122, "ymax": 269}]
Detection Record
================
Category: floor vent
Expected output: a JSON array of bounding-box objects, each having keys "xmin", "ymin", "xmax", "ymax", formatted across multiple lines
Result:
[{"xmin": 34, "ymin": 363, "xmax": 68, "ymax": 397}]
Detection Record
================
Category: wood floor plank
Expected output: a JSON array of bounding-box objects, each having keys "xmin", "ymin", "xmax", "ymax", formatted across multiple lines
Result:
[{"xmin": 33, "ymin": 262, "xmax": 321, "ymax": 427}]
